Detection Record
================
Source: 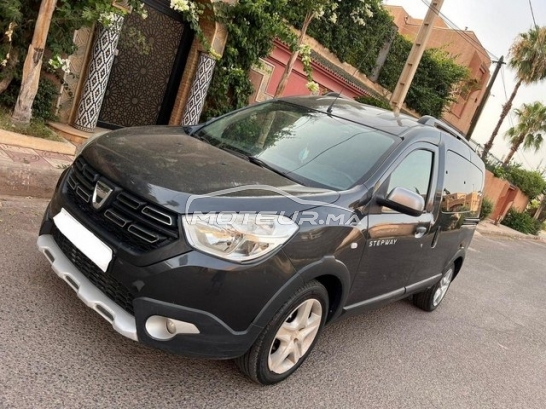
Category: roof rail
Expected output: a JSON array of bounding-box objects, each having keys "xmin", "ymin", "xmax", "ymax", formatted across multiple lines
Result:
[
  {"xmin": 324, "ymin": 92, "xmax": 351, "ymax": 100},
  {"xmin": 417, "ymin": 115, "xmax": 475, "ymax": 150}
]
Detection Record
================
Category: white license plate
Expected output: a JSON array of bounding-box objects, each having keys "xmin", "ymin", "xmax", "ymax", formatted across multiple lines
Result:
[{"xmin": 53, "ymin": 208, "xmax": 113, "ymax": 272}]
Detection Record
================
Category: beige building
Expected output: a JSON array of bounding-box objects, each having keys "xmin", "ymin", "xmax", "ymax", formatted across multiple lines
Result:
[{"xmin": 385, "ymin": 5, "xmax": 491, "ymax": 134}]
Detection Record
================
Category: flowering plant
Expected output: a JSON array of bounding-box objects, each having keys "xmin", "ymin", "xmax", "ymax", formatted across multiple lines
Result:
[
  {"xmin": 306, "ymin": 81, "xmax": 320, "ymax": 94},
  {"xmin": 0, "ymin": 22, "xmax": 16, "ymax": 68},
  {"xmin": 48, "ymin": 55, "xmax": 71, "ymax": 74},
  {"xmin": 170, "ymin": 0, "xmax": 212, "ymax": 56}
]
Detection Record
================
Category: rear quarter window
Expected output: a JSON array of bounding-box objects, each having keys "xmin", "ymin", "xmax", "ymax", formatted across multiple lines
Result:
[{"xmin": 441, "ymin": 151, "xmax": 484, "ymax": 218}]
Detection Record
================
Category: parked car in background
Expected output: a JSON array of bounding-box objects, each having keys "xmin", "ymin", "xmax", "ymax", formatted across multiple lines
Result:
[{"xmin": 38, "ymin": 96, "xmax": 485, "ymax": 384}]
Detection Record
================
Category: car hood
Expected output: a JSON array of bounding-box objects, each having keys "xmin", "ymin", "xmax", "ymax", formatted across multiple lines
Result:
[{"xmin": 81, "ymin": 126, "xmax": 341, "ymax": 214}]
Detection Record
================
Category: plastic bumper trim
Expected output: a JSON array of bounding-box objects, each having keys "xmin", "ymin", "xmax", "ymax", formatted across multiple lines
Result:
[{"xmin": 37, "ymin": 234, "xmax": 138, "ymax": 341}]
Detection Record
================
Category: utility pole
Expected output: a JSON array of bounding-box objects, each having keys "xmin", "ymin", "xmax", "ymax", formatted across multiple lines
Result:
[
  {"xmin": 466, "ymin": 56, "xmax": 505, "ymax": 140},
  {"xmin": 11, "ymin": 0, "xmax": 58, "ymax": 126},
  {"xmin": 390, "ymin": 0, "xmax": 444, "ymax": 114}
]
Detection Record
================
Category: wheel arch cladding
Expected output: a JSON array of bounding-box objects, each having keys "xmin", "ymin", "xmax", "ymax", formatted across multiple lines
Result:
[
  {"xmin": 315, "ymin": 275, "xmax": 344, "ymax": 322},
  {"xmin": 251, "ymin": 256, "xmax": 351, "ymax": 330},
  {"xmin": 452, "ymin": 256, "xmax": 464, "ymax": 280},
  {"xmin": 296, "ymin": 257, "xmax": 352, "ymax": 323}
]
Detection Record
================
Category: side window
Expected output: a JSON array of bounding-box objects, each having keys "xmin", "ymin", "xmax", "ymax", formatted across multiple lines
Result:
[
  {"xmin": 442, "ymin": 151, "xmax": 484, "ymax": 217},
  {"xmin": 387, "ymin": 150, "xmax": 434, "ymax": 202}
]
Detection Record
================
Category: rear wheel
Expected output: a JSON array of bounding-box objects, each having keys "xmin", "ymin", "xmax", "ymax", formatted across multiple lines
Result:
[
  {"xmin": 235, "ymin": 280, "xmax": 328, "ymax": 385},
  {"xmin": 413, "ymin": 265, "xmax": 454, "ymax": 312}
]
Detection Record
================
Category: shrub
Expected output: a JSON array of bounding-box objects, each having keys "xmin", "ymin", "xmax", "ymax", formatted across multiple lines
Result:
[
  {"xmin": 504, "ymin": 167, "xmax": 546, "ymax": 200},
  {"xmin": 355, "ymin": 95, "xmax": 391, "ymax": 110},
  {"xmin": 480, "ymin": 197, "xmax": 494, "ymax": 221},
  {"xmin": 501, "ymin": 208, "xmax": 542, "ymax": 235},
  {"xmin": 0, "ymin": 77, "xmax": 58, "ymax": 121},
  {"xmin": 526, "ymin": 198, "xmax": 546, "ymax": 222}
]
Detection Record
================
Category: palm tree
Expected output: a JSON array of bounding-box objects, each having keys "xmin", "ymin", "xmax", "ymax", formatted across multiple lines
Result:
[
  {"xmin": 502, "ymin": 102, "xmax": 546, "ymax": 165},
  {"xmin": 481, "ymin": 26, "xmax": 546, "ymax": 160}
]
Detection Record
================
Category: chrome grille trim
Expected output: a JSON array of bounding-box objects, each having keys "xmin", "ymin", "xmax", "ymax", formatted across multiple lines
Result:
[
  {"xmin": 127, "ymin": 224, "xmax": 161, "ymax": 243},
  {"xmin": 76, "ymin": 186, "xmax": 91, "ymax": 203},
  {"xmin": 104, "ymin": 209, "xmax": 131, "ymax": 228},
  {"xmin": 142, "ymin": 206, "xmax": 174, "ymax": 226},
  {"xmin": 117, "ymin": 192, "xmax": 143, "ymax": 210},
  {"xmin": 65, "ymin": 157, "xmax": 179, "ymax": 251}
]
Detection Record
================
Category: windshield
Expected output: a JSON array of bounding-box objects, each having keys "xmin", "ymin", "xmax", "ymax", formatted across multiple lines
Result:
[{"xmin": 195, "ymin": 101, "xmax": 398, "ymax": 190}]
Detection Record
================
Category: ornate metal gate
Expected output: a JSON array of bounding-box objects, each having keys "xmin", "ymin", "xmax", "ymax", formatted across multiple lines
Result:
[{"xmin": 98, "ymin": 1, "xmax": 192, "ymax": 128}]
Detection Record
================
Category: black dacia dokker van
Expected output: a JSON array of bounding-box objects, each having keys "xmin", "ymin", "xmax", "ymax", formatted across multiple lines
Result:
[{"xmin": 38, "ymin": 96, "xmax": 485, "ymax": 384}]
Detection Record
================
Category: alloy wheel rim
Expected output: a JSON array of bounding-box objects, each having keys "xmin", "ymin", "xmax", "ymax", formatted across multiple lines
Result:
[
  {"xmin": 268, "ymin": 299, "xmax": 322, "ymax": 375},
  {"xmin": 432, "ymin": 268, "xmax": 453, "ymax": 307}
]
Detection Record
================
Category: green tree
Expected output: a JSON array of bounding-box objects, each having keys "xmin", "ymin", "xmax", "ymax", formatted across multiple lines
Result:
[
  {"xmin": 378, "ymin": 35, "xmax": 469, "ymax": 117},
  {"xmin": 1, "ymin": 0, "xmax": 147, "ymax": 125},
  {"xmin": 482, "ymin": 26, "xmax": 546, "ymax": 160},
  {"xmin": 275, "ymin": 0, "xmax": 376, "ymax": 97},
  {"xmin": 503, "ymin": 101, "xmax": 546, "ymax": 166},
  {"xmin": 203, "ymin": 0, "xmax": 294, "ymax": 119},
  {"xmin": 289, "ymin": 0, "xmax": 394, "ymax": 75}
]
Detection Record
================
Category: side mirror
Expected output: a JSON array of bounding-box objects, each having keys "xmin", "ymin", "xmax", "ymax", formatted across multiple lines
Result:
[{"xmin": 378, "ymin": 187, "xmax": 425, "ymax": 217}]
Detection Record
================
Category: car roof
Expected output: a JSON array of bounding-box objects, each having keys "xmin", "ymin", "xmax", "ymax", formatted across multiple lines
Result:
[
  {"xmin": 280, "ymin": 96, "xmax": 481, "ymax": 162},
  {"xmin": 280, "ymin": 95, "xmax": 421, "ymax": 137}
]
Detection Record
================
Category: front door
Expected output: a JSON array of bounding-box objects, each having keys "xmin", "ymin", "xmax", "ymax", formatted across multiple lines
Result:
[
  {"xmin": 346, "ymin": 145, "xmax": 440, "ymax": 308},
  {"xmin": 98, "ymin": 0, "xmax": 193, "ymax": 128}
]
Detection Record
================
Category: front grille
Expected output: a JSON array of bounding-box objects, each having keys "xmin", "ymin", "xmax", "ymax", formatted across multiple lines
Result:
[
  {"xmin": 65, "ymin": 157, "xmax": 179, "ymax": 252},
  {"xmin": 52, "ymin": 226, "xmax": 135, "ymax": 315}
]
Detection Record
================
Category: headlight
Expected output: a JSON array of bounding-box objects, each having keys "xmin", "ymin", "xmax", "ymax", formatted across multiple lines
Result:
[{"xmin": 182, "ymin": 213, "xmax": 298, "ymax": 262}]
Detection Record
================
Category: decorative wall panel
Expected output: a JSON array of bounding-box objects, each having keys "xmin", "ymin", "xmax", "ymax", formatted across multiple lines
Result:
[
  {"xmin": 73, "ymin": 15, "xmax": 124, "ymax": 132},
  {"xmin": 182, "ymin": 53, "xmax": 216, "ymax": 125},
  {"xmin": 98, "ymin": 5, "xmax": 184, "ymax": 127}
]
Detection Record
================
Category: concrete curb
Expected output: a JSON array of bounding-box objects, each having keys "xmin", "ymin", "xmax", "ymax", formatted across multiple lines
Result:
[
  {"xmin": 0, "ymin": 160, "xmax": 63, "ymax": 199},
  {"xmin": 476, "ymin": 225, "xmax": 545, "ymax": 242},
  {"xmin": 0, "ymin": 129, "xmax": 76, "ymax": 155}
]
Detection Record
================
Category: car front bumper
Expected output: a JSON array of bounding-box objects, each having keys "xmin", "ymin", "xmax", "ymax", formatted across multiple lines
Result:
[
  {"xmin": 38, "ymin": 234, "xmax": 139, "ymax": 340},
  {"xmin": 37, "ymin": 232, "xmax": 272, "ymax": 358}
]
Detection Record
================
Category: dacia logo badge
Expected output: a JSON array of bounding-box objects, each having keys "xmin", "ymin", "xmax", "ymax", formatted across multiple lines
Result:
[{"xmin": 92, "ymin": 180, "xmax": 113, "ymax": 210}]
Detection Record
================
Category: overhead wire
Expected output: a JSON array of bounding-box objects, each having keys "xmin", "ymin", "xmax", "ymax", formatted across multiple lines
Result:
[
  {"xmin": 417, "ymin": 0, "xmax": 499, "ymax": 61},
  {"xmin": 415, "ymin": 0, "xmax": 541, "ymax": 169},
  {"xmin": 500, "ymin": 67, "xmax": 534, "ymax": 168},
  {"xmin": 528, "ymin": 0, "xmax": 538, "ymax": 27},
  {"xmin": 516, "ymin": 148, "xmax": 534, "ymax": 168}
]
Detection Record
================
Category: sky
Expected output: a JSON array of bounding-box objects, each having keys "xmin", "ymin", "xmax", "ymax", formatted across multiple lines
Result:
[{"xmin": 384, "ymin": 0, "xmax": 546, "ymax": 171}]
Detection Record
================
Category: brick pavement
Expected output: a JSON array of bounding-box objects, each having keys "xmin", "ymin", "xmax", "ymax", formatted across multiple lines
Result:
[{"xmin": 0, "ymin": 143, "xmax": 73, "ymax": 170}]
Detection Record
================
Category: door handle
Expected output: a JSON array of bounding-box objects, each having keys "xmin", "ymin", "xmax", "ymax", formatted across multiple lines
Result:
[{"xmin": 414, "ymin": 226, "xmax": 427, "ymax": 238}]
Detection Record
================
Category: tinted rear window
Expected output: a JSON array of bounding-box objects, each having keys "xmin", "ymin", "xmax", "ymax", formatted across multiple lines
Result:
[{"xmin": 442, "ymin": 151, "xmax": 484, "ymax": 217}]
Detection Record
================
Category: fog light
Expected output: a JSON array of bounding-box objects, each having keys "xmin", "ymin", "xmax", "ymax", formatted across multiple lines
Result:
[
  {"xmin": 166, "ymin": 319, "xmax": 176, "ymax": 334},
  {"xmin": 145, "ymin": 315, "xmax": 200, "ymax": 341}
]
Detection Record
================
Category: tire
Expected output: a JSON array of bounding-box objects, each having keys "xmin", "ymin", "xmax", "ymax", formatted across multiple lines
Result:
[
  {"xmin": 235, "ymin": 280, "xmax": 329, "ymax": 385},
  {"xmin": 413, "ymin": 264, "xmax": 455, "ymax": 312}
]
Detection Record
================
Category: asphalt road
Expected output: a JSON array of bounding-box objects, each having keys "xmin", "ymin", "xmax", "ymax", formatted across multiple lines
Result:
[{"xmin": 1, "ymin": 196, "xmax": 545, "ymax": 409}]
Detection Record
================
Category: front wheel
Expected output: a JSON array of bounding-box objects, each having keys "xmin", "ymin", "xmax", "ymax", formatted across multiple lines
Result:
[
  {"xmin": 413, "ymin": 265, "xmax": 454, "ymax": 312},
  {"xmin": 235, "ymin": 280, "xmax": 329, "ymax": 385}
]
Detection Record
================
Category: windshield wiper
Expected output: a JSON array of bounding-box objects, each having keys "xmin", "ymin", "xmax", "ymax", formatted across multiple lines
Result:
[
  {"xmin": 248, "ymin": 156, "xmax": 302, "ymax": 184},
  {"xmin": 189, "ymin": 132, "xmax": 211, "ymax": 144}
]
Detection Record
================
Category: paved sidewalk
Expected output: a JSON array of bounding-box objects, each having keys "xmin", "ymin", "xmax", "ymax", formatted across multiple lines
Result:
[
  {"xmin": 0, "ymin": 143, "xmax": 73, "ymax": 169},
  {"xmin": 476, "ymin": 219, "xmax": 545, "ymax": 242},
  {"xmin": 0, "ymin": 131, "xmax": 75, "ymax": 198}
]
